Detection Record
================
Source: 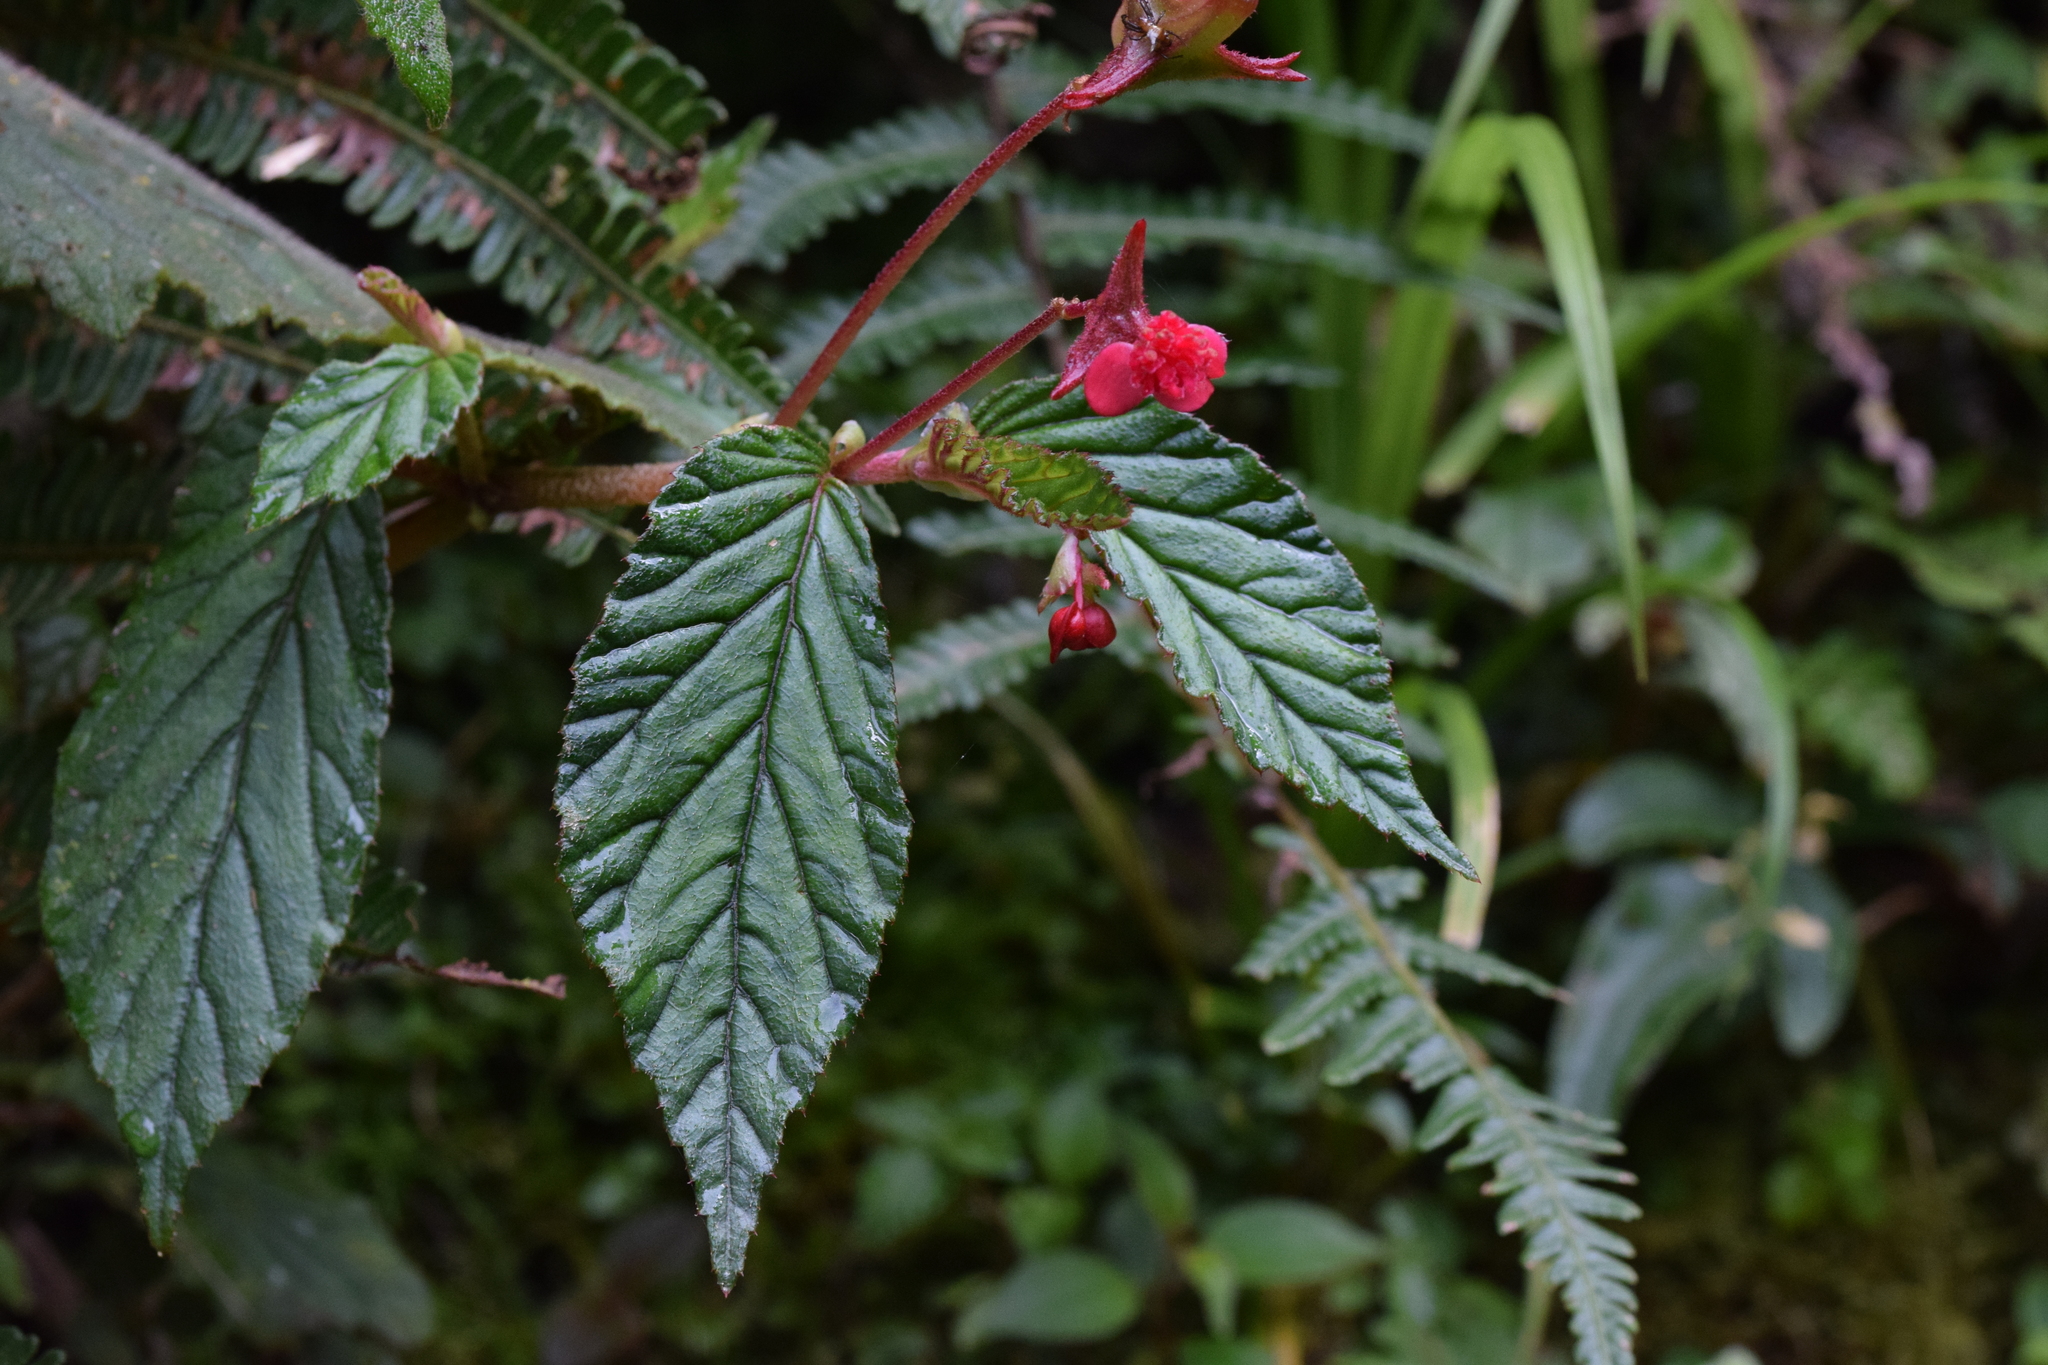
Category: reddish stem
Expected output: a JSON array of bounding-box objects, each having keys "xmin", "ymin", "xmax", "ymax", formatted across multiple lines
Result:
[
  {"xmin": 835, "ymin": 298, "xmax": 1085, "ymax": 483},
  {"xmin": 775, "ymin": 95, "xmax": 1073, "ymax": 428}
]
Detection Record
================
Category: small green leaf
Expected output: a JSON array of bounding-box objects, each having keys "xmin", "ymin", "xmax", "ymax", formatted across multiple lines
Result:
[
  {"xmin": 657, "ymin": 116, "xmax": 777, "ymax": 264},
  {"xmin": 853, "ymin": 1145, "xmax": 949, "ymax": 1247},
  {"xmin": 974, "ymin": 380, "xmax": 1471, "ymax": 876},
  {"xmin": 1561, "ymin": 753, "xmax": 1756, "ymax": 866},
  {"xmin": 926, "ymin": 420, "xmax": 1132, "ymax": 532},
  {"xmin": 41, "ymin": 410, "xmax": 391, "ymax": 1242},
  {"xmin": 1985, "ymin": 779, "xmax": 2048, "ymax": 876},
  {"xmin": 357, "ymin": 0, "xmax": 455, "ymax": 127},
  {"xmin": 1122, "ymin": 1123, "xmax": 1196, "ymax": 1235},
  {"xmin": 0, "ymin": 1326, "xmax": 64, "ymax": 1365},
  {"xmin": 555, "ymin": 424, "xmax": 908, "ymax": 1289},
  {"xmin": 954, "ymin": 1250, "xmax": 1140, "ymax": 1348},
  {"xmin": 1001, "ymin": 1186, "xmax": 1085, "ymax": 1251},
  {"xmin": 1202, "ymin": 1199, "xmax": 1382, "ymax": 1288},
  {"xmin": 178, "ymin": 1143, "xmax": 433, "ymax": 1345},
  {"xmin": 1033, "ymin": 1080, "xmax": 1116, "ymax": 1189},
  {"xmin": 252, "ymin": 346, "xmax": 483, "ymax": 528}
]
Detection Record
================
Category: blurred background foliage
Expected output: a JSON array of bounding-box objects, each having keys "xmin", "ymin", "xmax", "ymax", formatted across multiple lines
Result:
[{"xmin": 3, "ymin": 0, "xmax": 2048, "ymax": 1361}]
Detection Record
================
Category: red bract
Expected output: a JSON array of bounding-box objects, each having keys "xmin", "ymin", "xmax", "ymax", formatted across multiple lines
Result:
[
  {"xmin": 1063, "ymin": 0, "xmax": 1304, "ymax": 108},
  {"xmin": 1048, "ymin": 600, "xmax": 1118, "ymax": 662}
]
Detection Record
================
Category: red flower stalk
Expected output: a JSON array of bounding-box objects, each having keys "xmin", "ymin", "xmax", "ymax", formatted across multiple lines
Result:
[
  {"xmin": 776, "ymin": 1, "xmax": 1295, "ymax": 429},
  {"xmin": 1052, "ymin": 221, "xmax": 1230, "ymax": 417}
]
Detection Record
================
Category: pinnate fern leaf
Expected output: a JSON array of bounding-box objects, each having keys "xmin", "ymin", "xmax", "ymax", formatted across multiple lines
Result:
[
  {"xmin": 0, "ymin": 425, "xmax": 183, "ymax": 623},
  {"xmin": 555, "ymin": 424, "xmax": 909, "ymax": 1288},
  {"xmin": 24, "ymin": 3, "xmax": 780, "ymax": 417},
  {"xmin": 691, "ymin": 104, "xmax": 995, "ymax": 284},
  {"xmin": 775, "ymin": 252, "xmax": 1040, "ymax": 384},
  {"xmin": 1248, "ymin": 863, "xmax": 1639, "ymax": 1365},
  {"xmin": 893, "ymin": 596, "xmax": 1154, "ymax": 725},
  {"xmin": 447, "ymin": 0, "xmax": 723, "ymax": 164},
  {"xmin": 1031, "ymin": 183, "xmax": 1561, "ymax": 329},
  {"xmin": 974, "ymin": 379, "xmax": 1472, "ymax": 875}
]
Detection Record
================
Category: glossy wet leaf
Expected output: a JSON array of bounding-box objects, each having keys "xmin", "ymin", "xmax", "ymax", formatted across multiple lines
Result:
[
  {"xmin": 973, "ymin": 380, "xmax": 1469, "ymax": 875},
  {"xmin": 555, "ymin": 424, "xmax": 908, "ymax": 1288},
  {"xmin": 40, "ymin": 411, "xmax": 390, "ymax": 1242},
  {"xmin": 252, "ymin": 345, "xmax": 483, "ymax": 527}
]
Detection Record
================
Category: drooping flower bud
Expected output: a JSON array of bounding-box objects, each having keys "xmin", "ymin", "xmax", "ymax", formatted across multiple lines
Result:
[{"xmin": 1048, "ymin": 600, "xmax": 1118, "ymax": 662}]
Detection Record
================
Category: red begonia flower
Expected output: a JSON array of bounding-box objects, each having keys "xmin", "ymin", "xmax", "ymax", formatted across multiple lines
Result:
[{"xmin": 1055, "ymin": 221, "xmax": 1231, "ymax": 417}]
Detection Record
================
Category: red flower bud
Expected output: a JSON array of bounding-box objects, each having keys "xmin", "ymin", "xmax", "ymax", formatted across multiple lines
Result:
[{"xmin": 1048, "ymin": 600, "xmax": 1118, "ymax": 662}]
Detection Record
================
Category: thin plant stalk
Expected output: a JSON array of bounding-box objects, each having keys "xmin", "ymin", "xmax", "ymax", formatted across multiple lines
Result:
[
  {"xmin": 833, "ymin": 297, "xmax": 1085, "ymax": 481},
  {"xmin": 774, "ymin": 97, "xmax": 1072, "ymax": 428}
]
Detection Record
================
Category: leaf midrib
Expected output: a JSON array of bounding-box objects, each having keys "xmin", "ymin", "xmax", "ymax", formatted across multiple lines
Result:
[{"xmin": 86, "ymin": 506, "xmax": 332, "ymax": 1001}]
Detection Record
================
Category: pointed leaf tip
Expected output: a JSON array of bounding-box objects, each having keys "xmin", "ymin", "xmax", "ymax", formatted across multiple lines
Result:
[{"xmin": 1055, "ymin": 220, "xmax": 1151, "ymax": 399}]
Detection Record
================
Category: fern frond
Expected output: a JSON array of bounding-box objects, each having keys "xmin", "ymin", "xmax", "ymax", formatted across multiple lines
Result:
[
  {"xmin": 1253, "ymin": 810, "xmax": 1641, "ymax": 1365},
  {"xmin": 1114, "ymin": 73, "xmax": 1435, "ymax": 154},
  {"xmin": 776, "ymin": 253, "xmax": 1040, "ymax": 382},
  {"xmin": 894, "ymin": 595, "xmax": 1155, "ymax": 724},
  {"xmin": 894, "ymin": 599, "xmax": 1046, "ymax": 725},
  {"xmin": 1, "ymin": 291, "xmax": 318, "ymax": 436},
  {"xmin": 691, "ymin": 104, "xmax": 995, "ymax": 283},
  {"xmin": 447, "ymin": 0, "xmax": 723, "ymax": 167},
  {"xmin": 22, "ymin": 0, "xmax": 782, "ymax": 417},
  {"xmin": 0, "ymin": 427, "xmax": 182, "ymax": 623},
  {"xmin": 1031, "ymin": 183, "xmax": 1562, "ymax": 329}
]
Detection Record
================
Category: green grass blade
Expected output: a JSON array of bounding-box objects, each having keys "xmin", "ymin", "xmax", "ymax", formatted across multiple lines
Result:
[
  {"xmin": 1503, "ymin": 117, "xmax": 1647, "ymax": 676},
  {"xmin": 1419, "ymin": 181, "xmax": 2048, "ymax": 495},
  {"xmin": 1404, "ymin": 0, "xmax": 1525, "ymax": 224}
]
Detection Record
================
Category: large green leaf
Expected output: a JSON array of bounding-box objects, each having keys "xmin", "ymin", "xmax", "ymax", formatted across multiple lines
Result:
[
  {"xmin": 0, "ymin": 52, "xmax": 387, "ymax": 342},
  {"xmin": 357, "ymin": 0, "xmax": 455, "ymax": 127},
  {"xmin": 251, "ymin": 345, "xmax": 484, "ymax": 528},
  {"xmin": 555, "ymin": 424, "xmax": 908, "ymax": 1288},
  {"xmin": 973, "ymin": 380, "xmax": 1470, "ymax": 875},
  {"xmin": 40, "ymin": 411, "xmax": 391, "ymax": 1242},
  {"xmin": 1201, "ymin": 1199, "xmax": 1382, "ymax": 1287}
]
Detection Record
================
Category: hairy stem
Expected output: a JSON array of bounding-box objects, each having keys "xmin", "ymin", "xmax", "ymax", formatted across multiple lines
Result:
[
  {"xmin": 833, "ymin": 298, "xmax": 1085, "ymax": 482},
  {"xmin": 774, "ymin": 96, "xmax": 1072, "ymax": 428}
]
